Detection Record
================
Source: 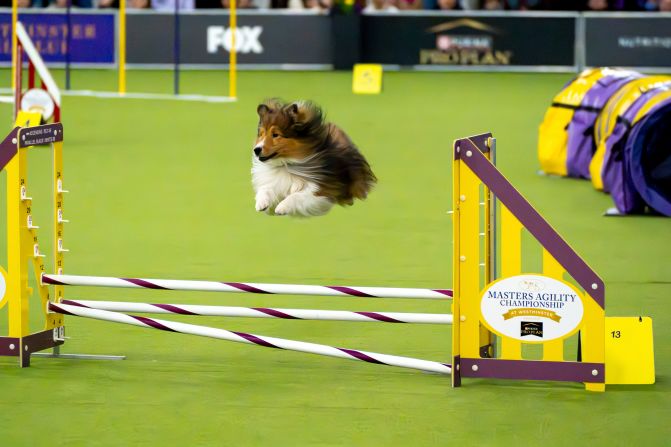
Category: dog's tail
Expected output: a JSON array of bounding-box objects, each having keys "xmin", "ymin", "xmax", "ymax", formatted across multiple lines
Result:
[{"xmin": 347, "ymin": 152, "xmax": 377, "ymax": 203}]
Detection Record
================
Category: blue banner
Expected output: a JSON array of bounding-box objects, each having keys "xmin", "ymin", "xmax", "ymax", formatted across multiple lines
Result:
[{"xmin": 0, "ymin": 12, "xmax": 115, "ymax": 65}]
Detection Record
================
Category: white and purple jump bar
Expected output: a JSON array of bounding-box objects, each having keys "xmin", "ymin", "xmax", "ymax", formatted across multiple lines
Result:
[
  {"xmin": 42, "ymin": 274, "xmax": 453, "ymax": 300},
  {"xmin": 60, "ymin": 299, "xmax": 453, "ymax": 324},
  {"xmin": 49, "ymin": 302, "xmax": 452, "ymax": 375}
]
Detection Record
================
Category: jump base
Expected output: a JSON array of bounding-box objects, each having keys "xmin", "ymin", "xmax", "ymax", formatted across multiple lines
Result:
[{"xmin": 0, "ymin": 329, "xmax": 65, "ymax": 367}]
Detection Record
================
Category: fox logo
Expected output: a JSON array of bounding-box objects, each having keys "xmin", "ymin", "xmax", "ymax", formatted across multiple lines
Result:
[{"xmin": 207, "ymin": 26, "xmax": 263, "ymax": 54}]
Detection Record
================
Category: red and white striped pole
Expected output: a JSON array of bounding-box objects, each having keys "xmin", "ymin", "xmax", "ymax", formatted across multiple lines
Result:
[
  {"xmin": 49, "ymin": 302, "xmax": 452, "ymax": 375},
  {"xmin": 61, "ymin": 299, "xmax": 454, "ymax": 324},
  {"xmin": 42, "ymin": 274, "xmax": 453, "ymax": 300}
]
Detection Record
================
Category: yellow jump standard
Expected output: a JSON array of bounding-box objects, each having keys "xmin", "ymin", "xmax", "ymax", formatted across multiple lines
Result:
[{"xmin": 0, "ymin": 122, "xmax": 65, "ymax": 366}]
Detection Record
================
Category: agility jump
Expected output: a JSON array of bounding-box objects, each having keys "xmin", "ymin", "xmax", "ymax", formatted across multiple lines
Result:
[{"xmin": 0, "ymin": 123, "xmax": 654, "ymax": 392}]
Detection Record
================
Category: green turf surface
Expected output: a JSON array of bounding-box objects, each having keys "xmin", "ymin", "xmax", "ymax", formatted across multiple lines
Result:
[{"xmin": 0, "ymin": 70, "xmax": 668, "ymax": 446}]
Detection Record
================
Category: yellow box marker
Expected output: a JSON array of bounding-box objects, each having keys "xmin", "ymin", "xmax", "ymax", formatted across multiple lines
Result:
[
  {"xmin": 353, "ymin": 64, "xmax": 383, "ymax": 95},
  {"xmin": 605, "ymin": 316, "xmax": 655, "ymax": 384}
]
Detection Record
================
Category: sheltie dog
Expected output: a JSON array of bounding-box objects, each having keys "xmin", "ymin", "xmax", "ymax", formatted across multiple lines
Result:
[{"xmin": 251, "ymin": 99, "xmax": 377, "ymax": 217}]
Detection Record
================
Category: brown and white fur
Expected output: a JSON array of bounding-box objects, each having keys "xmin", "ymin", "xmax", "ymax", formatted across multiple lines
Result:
[{"xmin": 252, "ymin": 99, "xmax": 377, "ymax": 217}]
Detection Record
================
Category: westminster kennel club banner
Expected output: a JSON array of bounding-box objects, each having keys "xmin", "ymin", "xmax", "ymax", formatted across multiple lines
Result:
[{"xmin": 0, "ymin": 11, "xmax": 115, "ymax": 65}]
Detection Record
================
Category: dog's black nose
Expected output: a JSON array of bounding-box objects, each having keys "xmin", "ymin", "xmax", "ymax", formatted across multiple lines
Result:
[{"xmin": 253, "ymin": 147, "xmax": 262, "ymax": 156}]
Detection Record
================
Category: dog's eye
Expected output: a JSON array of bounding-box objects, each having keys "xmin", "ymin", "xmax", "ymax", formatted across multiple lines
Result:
[{"xmin": 272, "ymin": 133, "xmax": 279, "ymax": 138}]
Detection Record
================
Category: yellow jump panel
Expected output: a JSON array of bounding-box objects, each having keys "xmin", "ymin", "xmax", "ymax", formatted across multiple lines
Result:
[{"xmin": 605, "ymin": 317, "xmax": 654, "ymax": 385}]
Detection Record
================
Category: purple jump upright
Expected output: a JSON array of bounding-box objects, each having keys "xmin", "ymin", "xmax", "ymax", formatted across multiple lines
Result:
[{"xmin": 565, "ymin": 69, "xmax": 642, "ymax": 179}]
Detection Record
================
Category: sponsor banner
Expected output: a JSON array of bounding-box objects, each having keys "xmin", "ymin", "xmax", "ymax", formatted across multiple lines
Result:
[
  {"xmin": 361, "ymin": 13, "xmax": 577, "ymax": 68},
  {"xmin": 6, "ymin": 11, "xmax": 671, "ymax": 71},
  {"xmin": 0, "ymin": 11, "xmax": 115, "ymax": 65},
  {"xmin": 585, "ymin": 15, "xmax": 671, "ymax": 69},
  {"xmin": 126, "ymin": 12, "xmax": 332, "ymax": 66},
  {"xmin": 480, "ymin": 274, "xmax": 584, "ymax": 342}
]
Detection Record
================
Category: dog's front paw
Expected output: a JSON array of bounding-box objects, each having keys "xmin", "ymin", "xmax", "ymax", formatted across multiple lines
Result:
[
  {"xmin": 255, "ymin": 195, "xmax": 272, "ymax": 212},
  {"xmin": 274, "ymin": 199, "xmax": 295, "ymax": 216},
  {"xmin": 255, "ymin": 200, "xmax": 269, "ymax": 212}
]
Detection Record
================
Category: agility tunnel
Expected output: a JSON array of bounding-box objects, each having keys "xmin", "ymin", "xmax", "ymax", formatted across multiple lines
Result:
[{"xmin": 538, "ymin": 68, "xmax": 671, "ymax": 216}]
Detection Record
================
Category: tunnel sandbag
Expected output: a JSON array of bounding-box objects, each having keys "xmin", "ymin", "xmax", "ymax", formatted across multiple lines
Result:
[
  {"xmin": 624, "ymin": 102, "xmax": 671, "ymax": 216},
  {"xmin": 538, "ymin": 69, "xmax": 606, "ymax": 176},
  {"xmin": 590, "ymin": 76, "xmax": 671, "ymax": 191},
  {"xmin": 565, "ymin": 69, "xmax": 642, "ymax": 180}
]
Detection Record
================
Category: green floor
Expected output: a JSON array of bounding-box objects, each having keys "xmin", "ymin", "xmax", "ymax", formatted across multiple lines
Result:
[{"xmin": 0, "ymin": 70, "xmax": 668, "ymax": 446}]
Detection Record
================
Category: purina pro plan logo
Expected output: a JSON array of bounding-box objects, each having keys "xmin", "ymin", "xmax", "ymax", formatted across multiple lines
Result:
[
  {"xmin": 480, "ymin": 274, "xmax": 584, "ymax": 342},
  {"xmin": 207, "ymin": 26, "xmax": 263, "ymax": 54}
]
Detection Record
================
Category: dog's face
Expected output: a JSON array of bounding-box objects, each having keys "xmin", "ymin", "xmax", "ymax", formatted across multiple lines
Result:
[{"xmin": 253, "ymin": 101, "xmax": 323, "ymax": 164}]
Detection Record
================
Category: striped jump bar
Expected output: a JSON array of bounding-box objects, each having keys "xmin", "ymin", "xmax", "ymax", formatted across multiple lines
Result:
[
  {"xmin": 49, "ymin": 302, "xmax": 452, "ymax": 375},
  {"xmin": 42, "ymin": 274, "xmax": 453, "ymax": 300},
  {"xmin": 61, "ymin": 299, "xmax": 454, "ymax": 324}
]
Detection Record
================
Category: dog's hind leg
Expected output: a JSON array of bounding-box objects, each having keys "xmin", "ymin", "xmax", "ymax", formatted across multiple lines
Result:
[{"xmin": 275, "ymin": 192, "xmax": 334, "ymax": 217}]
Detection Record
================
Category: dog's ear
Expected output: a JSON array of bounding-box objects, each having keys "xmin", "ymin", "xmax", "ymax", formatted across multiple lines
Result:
[
  {"xmin": 287, "ymin": 102, "xmax": 303, "ymax": 122},
  {"xmin": 287, "ymin": 101, "xmax": 322, "ymax": 132},
  {"xmin": 257, "ymin": 104, "xmax": 271, "ymax": 117},
  {"xmin": 288, "ymin": 103, "xmax": 299, "ymax": 118}
]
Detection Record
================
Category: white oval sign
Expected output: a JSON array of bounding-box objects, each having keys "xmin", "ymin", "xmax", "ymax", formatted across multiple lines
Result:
[
  {"xmin": 480, "ymin": 274, "xmax": 584, "ymax": 342},
  {"xmin": 0, "ymin": 267, "xmax": 7, "ymax": 310}
]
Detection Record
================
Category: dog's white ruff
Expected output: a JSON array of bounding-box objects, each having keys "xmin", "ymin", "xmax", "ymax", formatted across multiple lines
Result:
[{"xmin": 252, "ymin": 157, "xmax": 334, "ymax": 217}]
